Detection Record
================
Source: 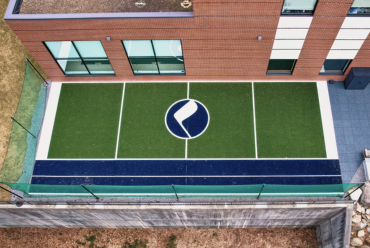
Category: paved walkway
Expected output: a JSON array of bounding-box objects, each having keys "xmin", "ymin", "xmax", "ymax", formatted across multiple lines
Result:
[{"xmin": 328, "ymin": 81, "xmax": 370, "ymax": 183}]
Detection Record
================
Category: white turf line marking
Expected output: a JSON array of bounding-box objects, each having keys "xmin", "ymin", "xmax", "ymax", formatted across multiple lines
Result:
[
  {"xmin": 115, "ymin": 83, "xmax": 126, "ymax": 159},
  {"xmin": 187, "ymin": 82, "xmax": 190, "ymax": 99},
  {"xmin": 35, "ymin": 83, "xmax": 62, "ymax": 160},
  {"xmin": 252, "ymin": 82, "xmax": 258, "ymax": 159},
  {"xmin": 40, "ymin": 158, "xmax": 335, "ymax": 161},
  {"xmin": 185, "ymin": 82, "xmax": 190, "ymax": 159},
  {"xmin": 32, "ymin": 175, "xmax": 341, "ymax": 178},
  {"xmin": 185, "ymin": 139, "xmax": 188, "ymax": 159},
  {"xmin": 56, "ymin": 80, "xmax": 325, "ymax": 84},
  {"xmin": 316, "ymin": 81, "xmax": 339, "ymax": 159}
]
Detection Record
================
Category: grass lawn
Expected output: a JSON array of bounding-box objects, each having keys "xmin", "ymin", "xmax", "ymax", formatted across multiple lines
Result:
[
  {"xmin": 254, "ymin": 82, "xmax": 326, "ymax": 158},
  {"xmin": 0, "ymin": 0, "xmax": 47, "ymax": 200},
  {"xmin": 48, "ymin": 84, "xmax": 123, "ymax": 158},
  {"xmin": 188, "ymin": 83, "xmax": 255, "ymax": 158},
  {"xmin": 0, "ymin": 63, "xmax": 43, "ymax": 183},
  {"xmin": 118, "ymin": 83, "xmax": 187, "ymax": 158}
]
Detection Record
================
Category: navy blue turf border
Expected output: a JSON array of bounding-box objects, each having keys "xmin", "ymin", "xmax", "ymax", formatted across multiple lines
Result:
[
  {"xmin": 32, "ymin": 159, "xmax": 342, "ymax": 185},
  {"xmin": 31, "ymin": 176, "xmax": 342, "ymax": 185}
]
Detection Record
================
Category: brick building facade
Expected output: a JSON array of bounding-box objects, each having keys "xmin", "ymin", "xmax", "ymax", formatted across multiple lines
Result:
[{"xmin": 4, "ymin": 0, "xmax": 370, "ymax": 82}]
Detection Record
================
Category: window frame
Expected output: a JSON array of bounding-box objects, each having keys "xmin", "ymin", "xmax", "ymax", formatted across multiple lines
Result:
[
  {"xmin": 43, "ymin": 41, "xmax": 116, "ymax": 77},
  {"xmin": 280, "ymin": 0, "xmax": 319, "ymax": 16},
  {"xmin": 266, "ymin": 59, "xmax": 297, "ymax": 75},
  {"xmin": 319, "ymin": 59, "xmax": 352, "ymax": 75},
  {"xmin": 122, "ymin": 40, "xmax": 186, "ymax": 76}
]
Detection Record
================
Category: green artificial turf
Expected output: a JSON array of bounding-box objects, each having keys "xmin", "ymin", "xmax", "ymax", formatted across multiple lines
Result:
[
  {"xmin": 254, "ymin": 82, "xmax": 326, "ymax": 158},
  {"xmin": 48, "ymin": 83, "xmax": 123, "ymax": 158},
  {"xmin": 188, "ymin": 83, "xmax": 255, "ymax": 158},
  {"xmin": 118, "ymin": 83, "xmax": 187, "ymax": 158}
]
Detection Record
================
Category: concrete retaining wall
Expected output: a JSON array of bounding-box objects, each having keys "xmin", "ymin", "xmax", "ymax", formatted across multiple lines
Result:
[{"xmin": 0, "ymin": 202, "xmax": 353, "ymax": 247}]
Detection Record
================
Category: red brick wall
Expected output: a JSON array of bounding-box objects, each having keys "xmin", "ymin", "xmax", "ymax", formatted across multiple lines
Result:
[{"xmin": 5, "ymin": 0, "xmax": 368, "ymax": 82}]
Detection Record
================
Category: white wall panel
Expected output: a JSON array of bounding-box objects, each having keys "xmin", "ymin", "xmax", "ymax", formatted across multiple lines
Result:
[
  {"xmin": 272, "ymin": 40, "xmax": 305, "ymax": 49},
  {"xmin": 336, "ymin": 29, "xmax": 370, "ymax": 39},
  {"xmin": 277, "ymin": 17, "xmax": 313, "ymax": 28},
  {"xmin": 270, "ymin": 50, "xmax": 301, "ymax": 59},
  {"xmin": 331, "ymin": 40, "xmax": 365, "ymax": 50},
  {"xmin": 326, "ymin": 50, "xmax": 359, "ymax": 59},
  {"xmin": 275, "ymin": 29, "xmax": 309, "ymax": 39},
  {"xmin": 341, "ymin": 17, "xmax": 370, "ymax": 29}
]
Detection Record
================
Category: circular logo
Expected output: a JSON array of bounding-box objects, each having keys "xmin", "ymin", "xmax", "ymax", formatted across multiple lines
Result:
[{"xmin": 165, "ymin": 99, "xmax": 209, "ymax": 139}]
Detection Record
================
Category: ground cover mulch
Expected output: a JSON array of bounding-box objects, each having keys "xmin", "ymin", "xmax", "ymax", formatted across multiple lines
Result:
[
  {"xmin": 0, "ymin": 227, "xmax": 318, "ymax": 248},
  {"xmin": 20, "ymin": 0, "xmax": 193, "ymax": 14}
]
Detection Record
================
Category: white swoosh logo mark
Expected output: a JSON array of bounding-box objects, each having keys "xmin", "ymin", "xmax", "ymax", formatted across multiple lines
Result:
[{"xmin": 174, "ymin": 100, "xmax": 198, "ymax": 138}]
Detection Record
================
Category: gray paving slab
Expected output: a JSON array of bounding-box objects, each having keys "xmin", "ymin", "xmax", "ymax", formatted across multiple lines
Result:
[{"xmin": 328, "ymin": 81, "xmax": 370, "ymax": 183}]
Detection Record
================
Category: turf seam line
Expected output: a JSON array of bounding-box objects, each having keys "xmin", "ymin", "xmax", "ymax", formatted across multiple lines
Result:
[
  {"xmin": 252, "ymin": 82, "xmax": 258, "ymax": 159},
  {"xmin": 115, "ymin": 83, "xmax": 126, "ymax": 159}
]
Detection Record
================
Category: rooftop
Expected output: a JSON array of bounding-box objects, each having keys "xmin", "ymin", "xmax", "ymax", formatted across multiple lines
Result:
[{"xmin": 18, "ymin": 0, "xmax": 193, "ymax": 14}]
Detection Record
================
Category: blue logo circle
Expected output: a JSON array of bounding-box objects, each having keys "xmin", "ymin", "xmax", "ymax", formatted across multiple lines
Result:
[{"xmin": 165, "ymin": 99, "xmax": 209, "ymax": 139}]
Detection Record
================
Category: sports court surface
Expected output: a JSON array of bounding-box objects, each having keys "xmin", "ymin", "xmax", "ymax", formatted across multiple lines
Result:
[{"xmin": 33, "ymin": 82, "xmax": 341, "ymax": 186}]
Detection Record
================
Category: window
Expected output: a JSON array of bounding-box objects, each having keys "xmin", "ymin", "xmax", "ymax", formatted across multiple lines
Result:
[
  {"xmin": 348, "ymin": 0, "xmax": 370, "ymax": 15},
  {"xmin": 44, "ymin": 41, "xmax": 115, "ymax": 76},
  {"xmin": 281, "ymin": 0, "xmax": 318, "ymax": 15},
  {"xmin": 319, "ymin": 59, "xmax": 351, "ymax": 75},
  {"xmin": 267, "ymin": 59, "xmax": 296, "ymax": 75},
  {"xmin": 123, "ymin": 40, "xmax": 185, "ymax": 75}
]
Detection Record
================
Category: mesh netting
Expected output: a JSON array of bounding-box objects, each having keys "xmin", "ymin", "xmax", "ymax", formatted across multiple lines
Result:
[
  {"xmin": 1, "ymin": 183, "xmax": 361, "ymax": 198},
  {"xmin": 0, "ymin": 60, "xmax": 46, "ymax": 184}
]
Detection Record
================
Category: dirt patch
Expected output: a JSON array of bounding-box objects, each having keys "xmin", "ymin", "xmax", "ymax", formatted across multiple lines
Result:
[
  {"xmin": 0, "ymin": 0, "xmax": 47, "ymax": 201},
  {"xmin": 0, "ymin": 227, "xmax": 318, "ymax": 248},
  {"xmin": 20, "ymin": 0, "xmax": 193, "ymax": 14}
]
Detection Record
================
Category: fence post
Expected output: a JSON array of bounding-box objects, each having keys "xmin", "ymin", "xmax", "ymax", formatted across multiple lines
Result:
[
  {"xmin": 26, "ymin": 58, "xmax": 49, "ymax": 85},
  {"xmin": 172, "ymin": 184, "xmax": 179, "ymax": 200},
  {"xmin": 81, "ymin": 185, "xmax": 99, "ymax": 200},
  {"xmin": 343, "ymin": 183, "xmax": 365, "ymax": 199},
  {"xmin": 257, "ymin": 184, "xmax": 265, "ymax": 200},
  {"xmin": 10, "ymin": 117, "xmax": 36, "ymax": 138},
  {"xmin": 0, "ymin": 185, "xmax": 24, "ymax": 199}
]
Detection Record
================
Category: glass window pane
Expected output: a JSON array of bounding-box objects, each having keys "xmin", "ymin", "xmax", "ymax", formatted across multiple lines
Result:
[
  {"xmin": 123, "ymin": 40, "xmax": 154, "ymax": 57},
  {"xmin": 320, "ymin": 59, "xmax": 350, "ymax": 74},
  {"xmin": 45, "ymin": 41, "xmax": 79, "ymax": 59},
  {"xmin": 157, "ymin": 58, "xmax": 185, "ymax": 74},
  {"xmin": 323, "ymin": 60, "xmax": 348, "ymax": 71},
  {"xmin": 282, "ymin": 0, "xmax": 317, "ymax": 14},
  {"xmin": 349, "ymin": 0, "xmax": 370, "ymax": 14},
  {"xmin": 74, "ymin": 41, "xmax": 107, "ymax": 58},
  {"xmin": 83, "ymin": 59, "xmax": 115, "ymax": 74},
  {"xmin": 129, "ymin": 58, "xmax": 159, "ymax": 74},
  {"xmin": 267, "ymin": 59, "xmax": 295, "ymax": 73},
  {"xmin": 57, "ymin": 59, "xmax": 89, "ymax": 75},
  {"xmin": 352, "ymin": 0, "xmax": 370, "ymax": 8},
  {"xmin": 152, "ymin": 40, "xmax": 183, "ymax": 57}
]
